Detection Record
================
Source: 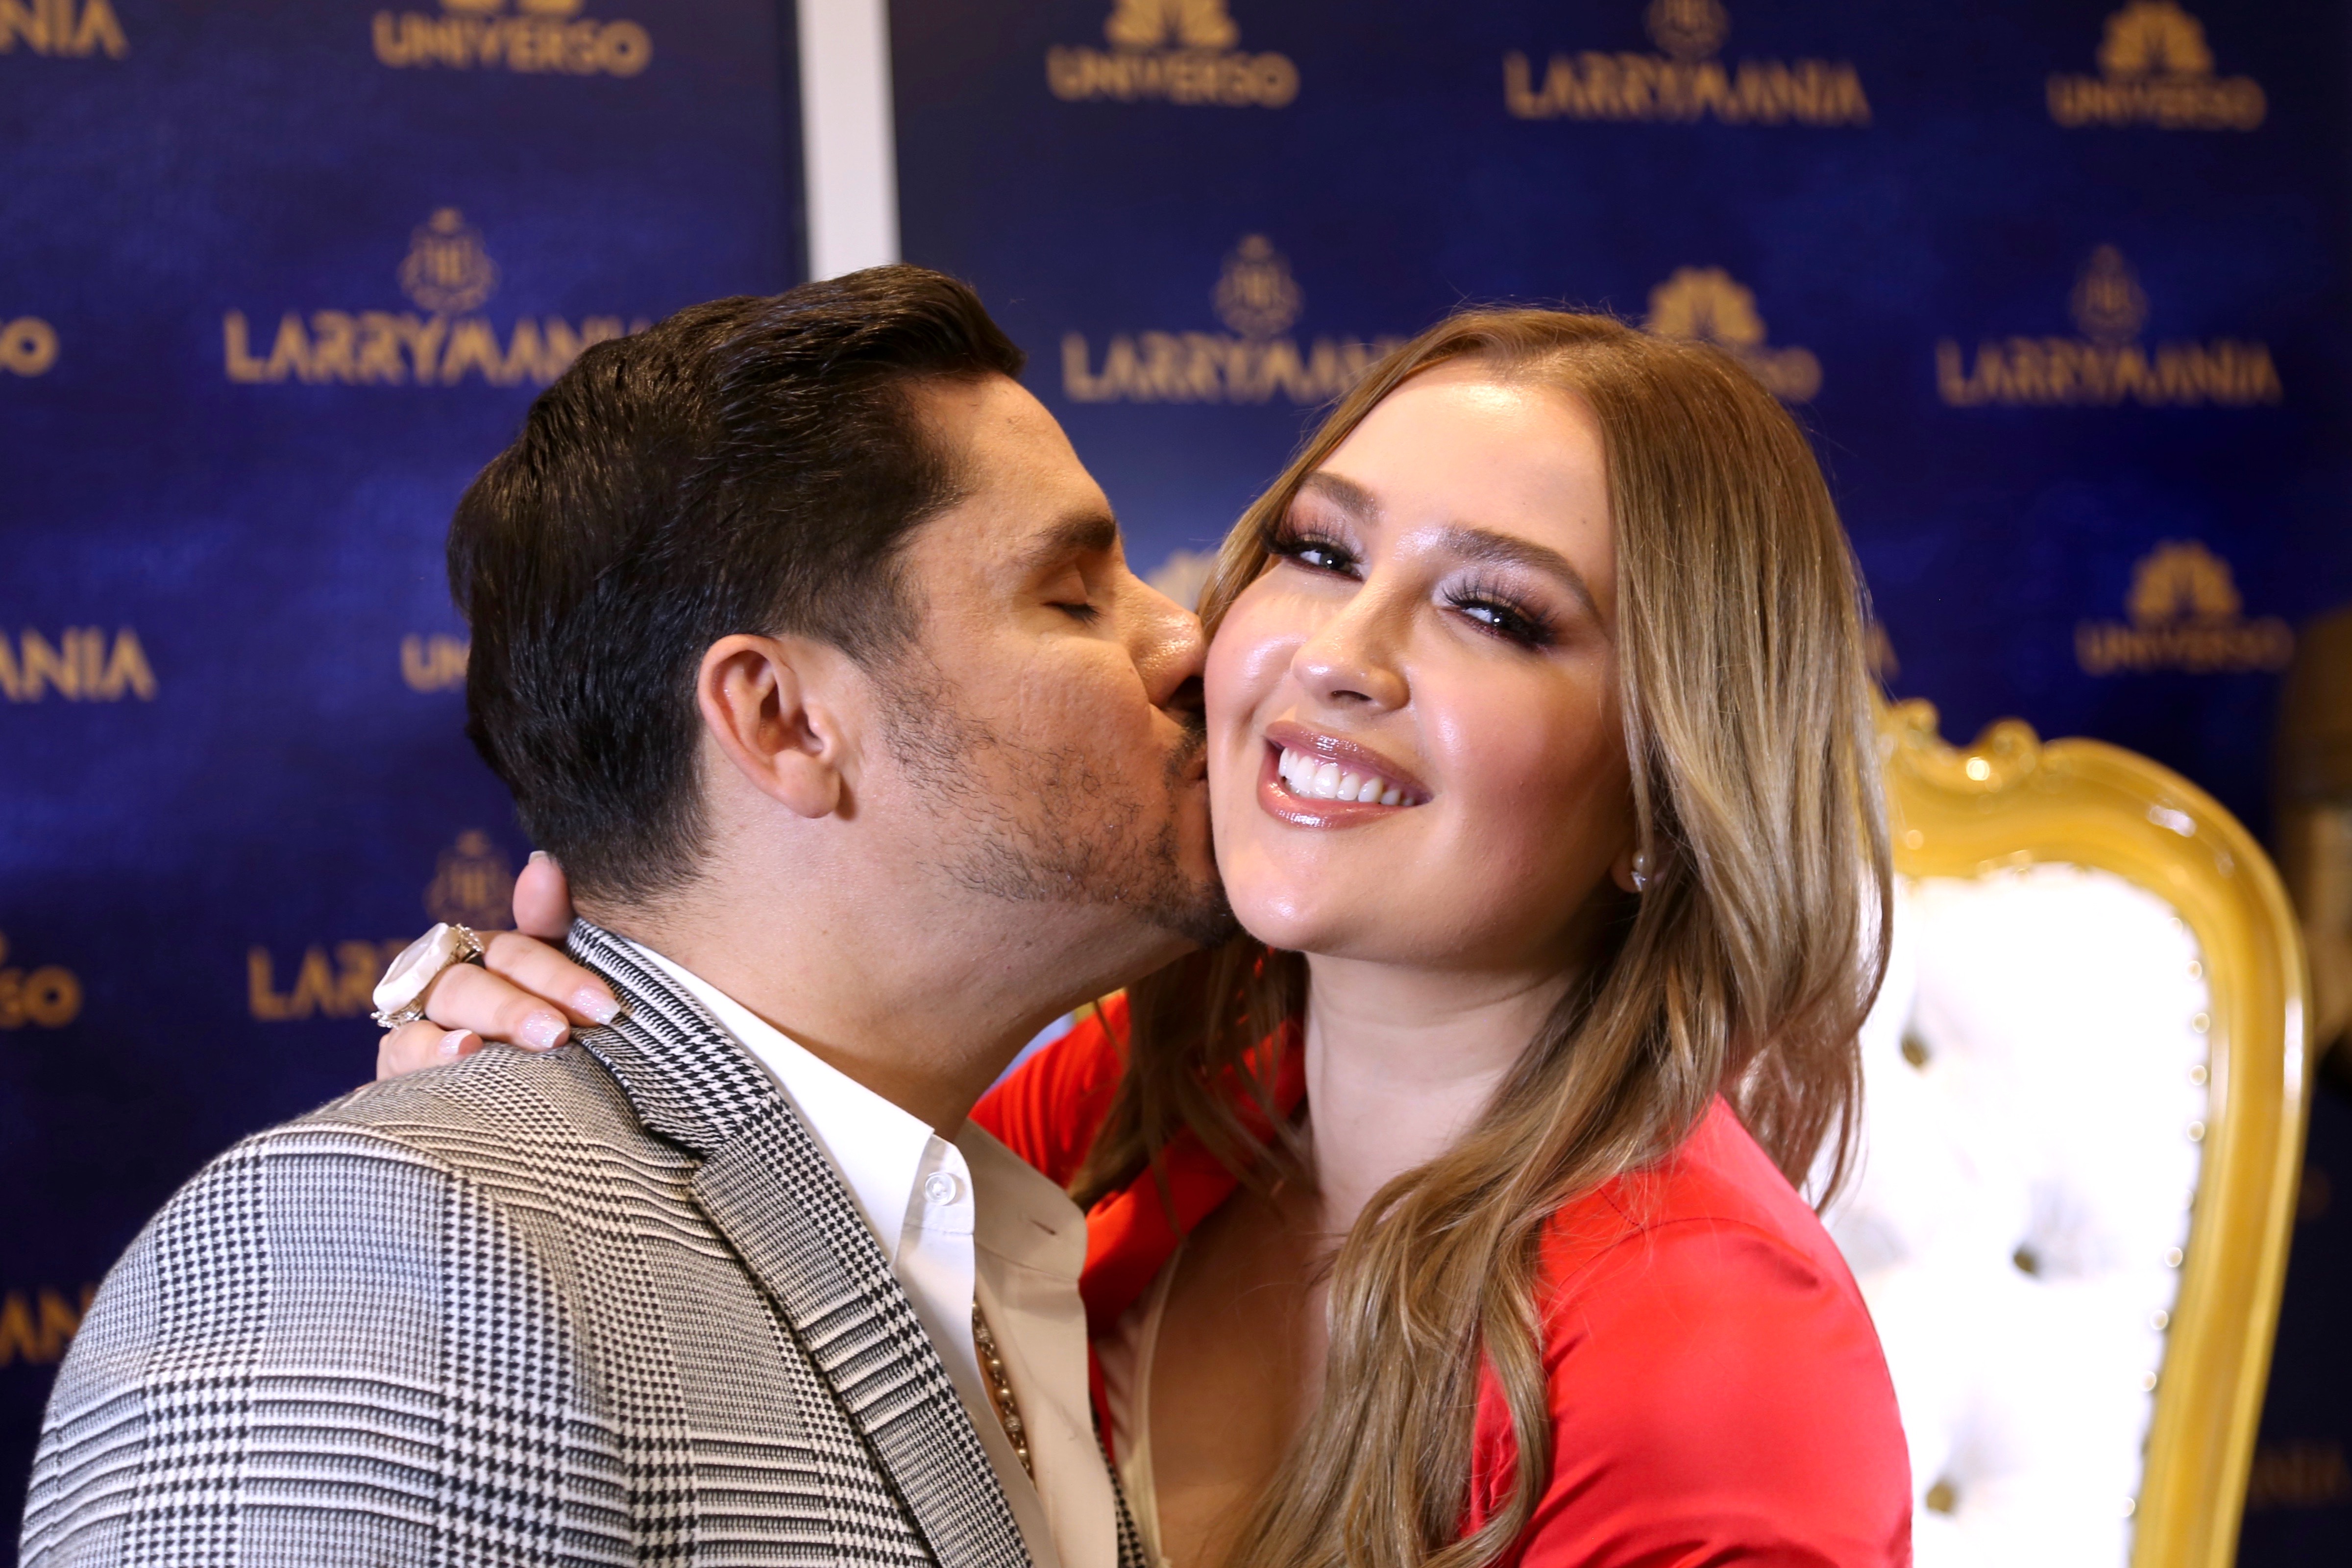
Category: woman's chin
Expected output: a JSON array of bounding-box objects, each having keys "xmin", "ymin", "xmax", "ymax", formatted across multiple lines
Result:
[
  {"xmin": 1229, "ymin": 888, "xmax": 1408, "ymax": 966},
  {"xmin": 1219, "ymin": 844, "xmax": 1445, "ymax": 961},
  {"xmin": 1226, "ymin": 880, "xmax": 1337, "ymax": 956}
]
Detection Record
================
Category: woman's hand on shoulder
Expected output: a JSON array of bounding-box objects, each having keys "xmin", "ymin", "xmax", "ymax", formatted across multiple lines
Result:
[{"xmin": 374, "ymin": 853, "xmax": 616, "ymax": 1080}]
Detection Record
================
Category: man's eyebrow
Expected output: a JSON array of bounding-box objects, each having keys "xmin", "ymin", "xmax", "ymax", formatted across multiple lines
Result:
[
  {"xmin": 1435, "ymin": 524, "xmax": 1600, "ymax": 619},
  {"xmin": 1019, "ymin": 510, "xmax": 1120, "ymax": 575}
]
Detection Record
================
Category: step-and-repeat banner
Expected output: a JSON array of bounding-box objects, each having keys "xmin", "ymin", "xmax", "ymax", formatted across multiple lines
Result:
[
  {"xmin": 889, "ymin": 0, "xmax": 2352, "ymax": 1558},
  {"xmin": 4, "ymin": 0, "xmax": 2351, "ymax": 1560},
  {"xmin": 0, "ymin": 0, "xmax": 801, "ymax": 1541}
]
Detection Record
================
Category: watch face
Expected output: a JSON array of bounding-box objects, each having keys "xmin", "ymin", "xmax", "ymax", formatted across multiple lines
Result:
[{"xmin": 372, "ymin": 922, "xmax": 456, "ymax": 1013}]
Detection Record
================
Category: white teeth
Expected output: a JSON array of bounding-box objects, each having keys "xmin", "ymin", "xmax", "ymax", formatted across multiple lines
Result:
[{"xmin": 1274, "ymin": 745, "xmax": 1416, "ymax": 808}]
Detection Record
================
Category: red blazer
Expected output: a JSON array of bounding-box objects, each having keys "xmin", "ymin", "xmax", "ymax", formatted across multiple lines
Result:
[{"xmin": 974, "ymin": 997, "xmax": 1913, "ymax": 1568}]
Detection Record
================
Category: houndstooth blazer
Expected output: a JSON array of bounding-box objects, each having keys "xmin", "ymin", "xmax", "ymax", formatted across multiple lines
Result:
[{"xmin": 24, "ymin": 919, "xmax": 1146, "ymax": 1568}]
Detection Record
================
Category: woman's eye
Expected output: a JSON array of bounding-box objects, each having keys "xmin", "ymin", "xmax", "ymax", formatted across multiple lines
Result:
[
  {"xmin": 1450, "ymin": 594, "xmax": 1551, "ymax": 648},
  {"xmin": 1054, "ymin": 600, "xmax": 1101, "ymax": 623},
  {"xmin": 1267, "ymin": 529, "xmax": 1358, "ymax": 575}
]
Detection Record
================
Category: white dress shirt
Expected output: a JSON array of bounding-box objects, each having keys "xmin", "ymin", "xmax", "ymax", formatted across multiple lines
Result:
[{"xmin": 617, "ymin": 937, "xmax": 1115, "ymax": 1568}]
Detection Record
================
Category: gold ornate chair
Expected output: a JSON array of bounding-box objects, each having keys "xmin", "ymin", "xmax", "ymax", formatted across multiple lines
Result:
[{"xmin": 1824, "ymin": 701, "xmax": 2308, "ymax": 1568}]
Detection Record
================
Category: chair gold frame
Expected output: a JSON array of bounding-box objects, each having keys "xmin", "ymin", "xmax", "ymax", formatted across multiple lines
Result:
[{"xmin": 1882, "ymin": 698, "xmax": 2311, "ymax": 1568}]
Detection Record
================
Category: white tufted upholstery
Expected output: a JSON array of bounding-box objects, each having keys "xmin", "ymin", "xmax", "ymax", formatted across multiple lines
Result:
[{"xmin": 1827, "ymin": 866, "xmax": 2213, "ymax": 1568}]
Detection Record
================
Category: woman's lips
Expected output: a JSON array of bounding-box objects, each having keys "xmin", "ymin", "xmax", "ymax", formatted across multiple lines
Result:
[{"xmin": 1256, "ymin": 720, "xmax": 1429, "ymax": 828}]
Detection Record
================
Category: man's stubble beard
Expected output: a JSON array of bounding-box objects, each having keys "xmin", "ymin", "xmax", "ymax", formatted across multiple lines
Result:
[{"xmin": 880, "ymin": 667, "xmax": 1237, "ymax": 953}]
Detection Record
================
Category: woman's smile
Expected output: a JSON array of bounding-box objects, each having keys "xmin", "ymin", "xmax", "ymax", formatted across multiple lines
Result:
[{"xmin": 1258, "ymin": 719, "xmax": 1431, "ymax": 824}]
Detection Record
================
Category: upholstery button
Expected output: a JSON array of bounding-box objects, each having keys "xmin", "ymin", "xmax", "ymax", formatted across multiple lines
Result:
[{"xmin": 923, "ymin": 1171, "xmax": 963, "ymax": 1206}]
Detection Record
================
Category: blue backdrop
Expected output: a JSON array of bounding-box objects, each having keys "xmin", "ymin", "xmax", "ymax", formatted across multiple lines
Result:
[
  {"xmin": 5, "ymin": 0, "xmax": 2350, "ymax": 1560},
  {"xmin": 0, "ymin": 0, "xmax": 806, "ymax": 1544}
]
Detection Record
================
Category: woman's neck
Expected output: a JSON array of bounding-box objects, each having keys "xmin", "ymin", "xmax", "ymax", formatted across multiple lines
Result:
[{"xmin": 1298, "ymin": 954, "xmax": 1572, "ymax": 1237}]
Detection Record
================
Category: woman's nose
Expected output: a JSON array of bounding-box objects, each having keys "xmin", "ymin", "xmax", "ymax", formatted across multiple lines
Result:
[{"xmin": 1295, "ymin": 602, "xmax": 1408, "ymax": 711}]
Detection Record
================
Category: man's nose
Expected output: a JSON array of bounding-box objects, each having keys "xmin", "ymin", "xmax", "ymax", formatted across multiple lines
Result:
[{"xmin": 1131, "ymin": 577, "xmax": 1209, "ymax": 712}]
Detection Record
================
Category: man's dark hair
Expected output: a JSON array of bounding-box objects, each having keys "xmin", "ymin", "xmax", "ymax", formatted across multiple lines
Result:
[{"xmin": 449, "ymin": 264, "xmax": 1025, "ymax": 905}]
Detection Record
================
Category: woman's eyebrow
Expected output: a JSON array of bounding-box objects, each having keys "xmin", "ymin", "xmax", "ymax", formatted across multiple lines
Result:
[
  {"xmin": 1302, "ymin": 471, "xmax": 1600, "ymax": 619},
  {"xmin": 1435, "ymin": 524, "xmax": 1599, "ymax": 619},
  {"xmin": 1298, "ymin": 470, "xmax": 1380, "ymax": 520}
]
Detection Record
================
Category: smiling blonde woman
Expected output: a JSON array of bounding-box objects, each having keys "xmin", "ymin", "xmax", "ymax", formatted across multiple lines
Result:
[
  {"xmin": 988, "ymin": 309, "xmax": 1906, "ymax": 1568},
  {"xmin": 384, "ymin": 306, "xmax": 1911, "ymax": 1568}
]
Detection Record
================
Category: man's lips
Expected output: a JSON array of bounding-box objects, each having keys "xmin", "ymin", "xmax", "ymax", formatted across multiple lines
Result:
[
  {"xmin": 1166, "ymin": 722, "xmax": 1210, "ymax": 785},
  {"xmin": 1256, "ymin": 720, "xmax": 1429, "ymax": 827}
]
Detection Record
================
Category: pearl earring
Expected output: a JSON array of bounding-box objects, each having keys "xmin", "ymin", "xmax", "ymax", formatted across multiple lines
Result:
[{"xmin": 1630, "ymin": 851, "xmax": 1653, "ymax": 893}]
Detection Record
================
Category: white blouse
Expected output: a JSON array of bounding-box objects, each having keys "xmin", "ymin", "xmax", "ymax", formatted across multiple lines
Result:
[{"xmin": 1095, "ymin": 1239, "xmax": 1185, "ymax": 1568}]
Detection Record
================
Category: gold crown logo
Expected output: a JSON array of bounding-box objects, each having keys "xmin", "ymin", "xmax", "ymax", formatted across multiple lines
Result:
[
  {"xmin": 1642, "ymin": 267, "xmax": 1819, "ymax": 400},
  {"xmin": 2078, "ymin": 539, "xmax": 2288, "ymax": 675},
  {"xmin": 1104, "ymin": 0, "xmax": 1238, "ymax": 50},
  {"xmin": 425, "ymin": 830, "xmax": 516, "ymax": 929},
  {"xmin": 2128, "ymin": 540, "xmax": 2242, "ymax": 627},
  {"xmin": 399, "ymin": 208, "xmax": 500, "ymax": 316},
  {"xmin": 1644, "ymin": 266, "xmax": 1767, "ymax": 349},
  {"xmin": 2097, "ymin": 0, "xmax": 2214, "ymax": 77},
  {"xmin": 2069, "ymin": 245, "xmax": 2149, "ymax": 344},
  {"xmin": 1214, "ymin": 235, "xmax": 1303, "ymax": 339},
  {"xmin": 1644, "ymin": 0, "xmax": 1729, "ymax": 60}
]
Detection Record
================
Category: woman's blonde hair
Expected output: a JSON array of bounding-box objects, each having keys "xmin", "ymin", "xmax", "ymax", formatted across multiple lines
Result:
[{"xmin": 1074, "ymin": 309, "xmax": 1891, "ymax": 1568}]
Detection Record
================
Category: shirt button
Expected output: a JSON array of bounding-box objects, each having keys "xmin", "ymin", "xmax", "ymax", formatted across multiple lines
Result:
[{"xmin": 923, "ymin": 1171, "xmax": 963, "ymax": 1206}]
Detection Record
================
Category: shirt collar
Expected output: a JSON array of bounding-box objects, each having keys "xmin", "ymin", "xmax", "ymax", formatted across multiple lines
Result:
[{"xmin": 614, "ymin": 935, "xmax": 935, "ymax": 1262}]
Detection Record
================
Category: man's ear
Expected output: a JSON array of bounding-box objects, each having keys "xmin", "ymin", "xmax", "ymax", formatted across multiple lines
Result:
[{"xmin": 695, "ymin": 634, "xmax": 861, "ymax": 819}]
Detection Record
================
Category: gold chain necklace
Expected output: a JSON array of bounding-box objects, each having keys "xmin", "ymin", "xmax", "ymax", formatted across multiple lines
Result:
[{"xmin": 971, "ymin": 1302, "xmax": 1033, "ymax": 1478}]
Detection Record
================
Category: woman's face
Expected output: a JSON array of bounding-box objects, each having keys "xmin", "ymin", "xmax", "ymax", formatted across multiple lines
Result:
[{"xmin": 1205, "ymin": 362, "xmax": 1636, "ymax": 973}]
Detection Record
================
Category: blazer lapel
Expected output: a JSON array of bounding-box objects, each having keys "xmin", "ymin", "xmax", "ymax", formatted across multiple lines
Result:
[{"xmin": 566, "ymin": 920, "xmax": 1030, "ymax": 1568}]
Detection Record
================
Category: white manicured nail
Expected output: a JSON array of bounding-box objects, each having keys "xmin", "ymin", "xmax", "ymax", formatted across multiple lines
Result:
[{"xmin": 519, "ymin": 1011, "xmax": 566, "ymax": 1051}]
